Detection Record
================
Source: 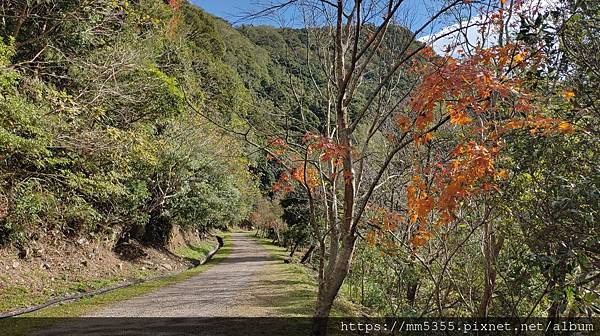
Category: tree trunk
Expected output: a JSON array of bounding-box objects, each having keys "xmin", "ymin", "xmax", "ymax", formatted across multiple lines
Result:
[
  {"xmin": 478, "ymin": 220, "xmax": 504, "ymax": 317},
  {"xmin": 312, "ymin": 235, "xmax": 356, "ymax": 336},
  {"xmin": 300, "ymin": 245, "xmax": 315, "ymax": 264},
  {"xmin": 312, "ymin": 272, "xmax": 348, "ymax": 336},
  {"xmin": 407, "ymin": 282, "xmax": 418, "ymax": 305},
  {"xmin": 289, "ymin": 241, "xmax": 299, "ymax": 257}
]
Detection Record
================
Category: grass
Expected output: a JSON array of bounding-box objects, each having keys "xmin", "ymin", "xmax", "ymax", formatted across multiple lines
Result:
[
  {"xmin": 247, "ymin": 232, "xmax": 365, "ymax": 318},
  {"xmin": 0, "ymin": 232, "xmax": 232, "ymax": 336},
  {"xmin": 174, "ymin": 240, "xmax": 216, "ymax": 262},
  {"xmin": 0, "ymin": 286, "xmax": 31, "ymax": 313},
  {"xmin": 0, "ymin": 274, "xmax": 127, "ymax": 313}
]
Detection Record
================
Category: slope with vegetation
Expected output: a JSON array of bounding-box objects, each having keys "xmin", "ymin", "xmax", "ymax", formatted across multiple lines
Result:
[{"xmin": 0, "ymin": 0, "xmax": 263, "ymax": 312}]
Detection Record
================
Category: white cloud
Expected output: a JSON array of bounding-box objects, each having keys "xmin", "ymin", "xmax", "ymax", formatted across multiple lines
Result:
[{"xmin": 418, "ymin": 0, "xmax": 558, "ymax": 56}]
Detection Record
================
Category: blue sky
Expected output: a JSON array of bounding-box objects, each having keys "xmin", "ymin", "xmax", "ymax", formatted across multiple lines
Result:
[
  {"xmin": 191, "ymin": 0, "xmax": 451, "ymax": 35},
  {"xmin": 191, "ymin": 1, "xmax": 265, "ymax": 24}
]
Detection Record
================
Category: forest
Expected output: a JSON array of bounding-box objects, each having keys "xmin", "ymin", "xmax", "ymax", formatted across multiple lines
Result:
[{"xmin": 0, "ymin": 0, "xmax": 598, "ymax": 335}]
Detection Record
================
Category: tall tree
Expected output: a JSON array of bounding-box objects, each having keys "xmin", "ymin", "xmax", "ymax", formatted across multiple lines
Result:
[{"xmin": 232, "ymin": 1, "xmax": 581, "ymax": 334}]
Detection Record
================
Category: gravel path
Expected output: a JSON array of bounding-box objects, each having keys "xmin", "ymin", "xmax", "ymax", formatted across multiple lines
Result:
[
  {"xmin": 32, "ymin": 233, "xmax": 311, "ymax": 335},
  {"xmin": 87, "ymin": 232, "xmax": 277, "ymax": 317}
]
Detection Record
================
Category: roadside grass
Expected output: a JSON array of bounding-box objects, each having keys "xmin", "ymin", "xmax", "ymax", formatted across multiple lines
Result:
[
  {"xmin": 0, "ymin": 286, "xmax": 31, "ymax": 314},
  {"xmin": 174, "ymin": 240, "xmax": 216, "ymax": 262},
  {"xmin": 0, "ymin": 271, "xmax": 133, "ymax": 313},
  {"xmin": 247, "ymin": 232, "xmax": 365, "ymax": 318},
  {"xmin": 0, "ymin": 232, "xmax": 231, "ymax": 336}
]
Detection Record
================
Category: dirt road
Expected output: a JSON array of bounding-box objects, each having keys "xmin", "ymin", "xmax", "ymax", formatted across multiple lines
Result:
[
  {"xmin": 87, "ymin": 232, "xmax": 277, "ymax": 317},
  {"xmin": 31, "ymin": 233, "xmax": 318, "ymax": 335}
]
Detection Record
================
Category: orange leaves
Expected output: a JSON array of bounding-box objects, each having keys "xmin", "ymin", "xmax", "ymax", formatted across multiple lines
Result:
[
  {"xmin": 291, "ymin": 166, "xmax": 320, "ymax": 189},
  {"xmin": 366, "ymin": 231, "xmax": 377, "ymax": 246},
  {"xmin": 400, "ymin": 35, "xmax": 580, "ymax": 252},
  {"xmin": 412, "ymin": 132, "xmax": 434, "ymax": 148},
  {"xmin": 291, "ymin": 166, "xmax": 304, "ymax": 183},
  {"xmin": 417, "ymin": 45, "xmax": 436, "ymax": 60},
  {"xmin": 411, "ymin": 229, "xmax": 433, "ymax": 247},
  {"xmin": 406, "ymin": 141, "xmax": 501, "ymax": 249},
  {"xmin": 364, "ymin": 207, "xmax": 406, "ymax": 248},
  {"xmin": 269, "ymin": 132, "xmax": 354, "ymax": 195},
  {"xmin": 323, "ymin": 144, "xmax": 347, "ymax": 162},
  {"xmin": 394, "ymin": 115, "xmax": 411, "ymax": 132},
  {"xmin": 302, "ymin": 132, "xmax": 347, "ymax": 162},
  {"xmin": 268, "ymin": 137, "xmax": 287, "ymax": 149},
  {"xmin": 168, "ymin": 0, "xmax": 181, "ymax": 9},
  {"xmin": 557, "ymin": 121, "xmax": 575, "ymax": 133},
  {"xmin": 495, "ymin": 169, "xmax": 509, "ymax": 180},
  {"xmin": 415, "ymin": 194, "xmax": 433, "ymax": 222},
  {"xmin": 513, "ymin": 52, "xmax": 525, "ymax": 63},
  {"xmin": 496, "ymin": 117, "xmax": 576, "ymax": 136},
  {"xmin": 343, "ymin": 170, "xmax": 354, "ymax": 186},
  {"xmin": 272, "ymin": 172, "xmax": 292, "ymax": 193},
  {"xmin": 301, "ymin": 132, "xmax": 320, "ymax": 144},
  {"xmin": 562, "ymin": 89, "xmax": 575, "ymax": 101},
  {"xmin": 407, "ymin": 185, "xmax": 417, "ymax": 209},
  {"xmin": 441, "ymin": 142, "xmax": 496, "ymax": 198},
  {"xmin": 406, "ymin": 175, "xmax": 433, "ymax": 226},
  {"xmin": 535, "ymin": 119, "xmax": 576, "ymax": 135},
  {"xmin": 385, "ymin": 132, "xmax": 398, "ymax": 143},
  {"xmin": 449, "ymin": 108, "xmax": 472, "ymax": 125},
  {"xmin": 415, "ymin": 111, "xmax": 434, "ymax": 130},
  {"xmin": 409, "ymin": 44, "xmax": 536, "ymax": 132},
  {"xmin": 384, "ymin": 212, "xmax": 404, "ymax": 231},
  {"xmin": 266, "ymin": 137, "xmax": 288, "ymax": 157}
]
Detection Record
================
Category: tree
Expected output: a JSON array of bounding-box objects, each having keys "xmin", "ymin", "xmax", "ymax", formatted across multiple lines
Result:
[
  {"xmin": 231, "ymin": 1, "xmax": 583, "ymax": 334},
  {"xmin": 0, "ymin": 0, "xmax": 261, "ymax": 249}
]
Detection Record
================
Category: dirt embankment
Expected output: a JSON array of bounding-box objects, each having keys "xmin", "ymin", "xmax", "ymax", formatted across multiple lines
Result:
[{"xmin": 0, "ymin": 226, "xmax": 214, "ymax": 313}]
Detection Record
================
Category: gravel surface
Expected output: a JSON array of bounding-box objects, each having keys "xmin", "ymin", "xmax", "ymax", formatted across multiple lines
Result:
[
  {"xmin": 87, "ymin": 232, "xmax": 277, "ymax": 317},
  {"xmin": 31, "ymin": 233, "xmax": 311, "ymax": 335}
]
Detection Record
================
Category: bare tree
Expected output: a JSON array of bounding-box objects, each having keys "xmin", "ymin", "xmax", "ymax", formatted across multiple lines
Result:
[
  {"xmin": 235, "ymin": 1, "xmax": 478, "ymax": 334},
  {"xmin": 199, "ymin": 0, "xmax": 529, "ymax": 334}
]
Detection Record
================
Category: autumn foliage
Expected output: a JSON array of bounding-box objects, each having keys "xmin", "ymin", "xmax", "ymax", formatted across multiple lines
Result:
[
  {"xmin": 338, "ymin": 34, "xmax": 578, "ymax": 250},
  {"xmin": 166, "ymin": 0, "xmax": 181, "ymax": 39},
  {"xmin": 266, "ymin": 36, "xmax": 577, "ymax": 249}
]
